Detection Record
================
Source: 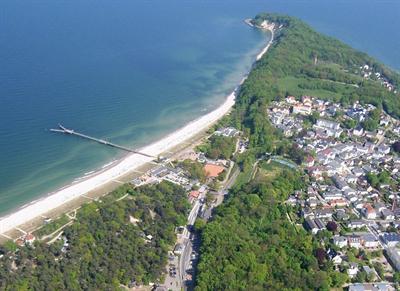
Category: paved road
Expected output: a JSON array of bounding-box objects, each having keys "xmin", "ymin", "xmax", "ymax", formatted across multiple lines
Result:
[{"xmin": 161, "ymin": 162, "xmax": 240, "ymax": 290}]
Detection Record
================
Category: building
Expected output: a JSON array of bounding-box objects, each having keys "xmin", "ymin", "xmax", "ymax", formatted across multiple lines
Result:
[
  {"xmin": 332, "ymin": 175, "xmax": 349, "ymax": 191},
  {"xmin": 292, "ymin": 104, "xmax": 312, "ymax": 115},
  {"xmin": 377, "ymin": 144, "xmax": 391, "ymax": 155},
  {"xmin": 322, "ymin": 191, "xmax": 343, "ymax": 201},
  {"xmin": 286, "ymin": 95, "xmax": 297, "ymax": 104},
  {"xmin": 314, "ymin": 218, "xmax": 326, "ymax": 232},
  {"xmin": 24, "ymin": 233, "xmax": 36, "ymax": 245},
  {"xmin": 348, "ymin": 283, "xmax": 395, "ymax": 291},
  {"xmin": 329, "ymin": 198, "xmax": 348, "ymax": 207},
  {"xmin": 188, "ymin": 190, "xmax": 200, "ymax": 202},
  {"xmin": 353, "ymin": 125, "xmax": 364, "ymax": 137},
  {"xmin": 333, "ymin": 236, "xmax": 348, "ymax": 248},
  {"xmin": 305, "ymin": 218, "xmax": 318, "ymax": 234},
  {"xmin": 362, "ymin": 233, "xmax": 380, "ymax": 249},
  {"xmin": 362, "ymin": 204, "xmax": 377, "ymax": 219},
  {"xmin": 382, "ymin": 233, "xmax": 400, "ymax": 247},
  {"xmin": 316, "ymin": 119, "xmax": 341, "ymax": 130},
  {"xmin": 382, "ymin": 208, "xmax": 395, "ymax": 220},
  {"xmin": 347, "ymin": 262, "xmax": 359, "ymax": 278},
  {"xmin": 174, "ymin": 243, "xmax": 184, "ymax": 255},
  {"xmin": 214, "ymin": 127, "xmax": 240, "ymax": 138},
  {"xmin": 386, "ymin": 247, "xmax": 400, "ymax": 271},
  {"xmin": 307, "ymin": 197, "xmax": 318, "ymax": 208},
  {"xmin": 348, "ymin": 235, "xmax": 362, "ymax": 249},
  {"xmin": 314, "ymin": 208, "xmax": 333, "ymax": 219},
  {"xmin": 305, "ymin": 156, "xmax": 315, "ymax": 167},
  {"xmin": 314, "ymin": 119, "xmax": 343, "ymax": 138}
]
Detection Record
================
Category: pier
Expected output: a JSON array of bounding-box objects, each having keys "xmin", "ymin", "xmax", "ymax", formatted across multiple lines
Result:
[{"xmin": 50, "ymin": 124, "xmax": 155, "ymax": 158}]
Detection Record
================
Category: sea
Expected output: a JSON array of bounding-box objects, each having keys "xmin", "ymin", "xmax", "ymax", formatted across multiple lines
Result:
[{"xmin": 1, "ymin": 0, "xmax": 399, "ymax": 216}]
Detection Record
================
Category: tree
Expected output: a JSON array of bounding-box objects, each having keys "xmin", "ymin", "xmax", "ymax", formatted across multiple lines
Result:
[
  {"xmin": 3, "ymin": 240, "xmax": 17, "ymax": 253},
  {"xmin": 0, "ymin": 181, "xmax": 191, "ymax": 290},
  {"xmin": 393, "ymin": 272, "xmax": 400, "ymax": 284},
  {"xmin": 362, "ymin": 108, "xmax": 381, "ymax": 131},
  {"xmin": 392, "ymin": 141, "xmax": 400, "ymax": 153},
  {"xmin": 315, "ymin": 248, "xmax": 326, "ymax": 265},
  {"xmin": 373, "ymin": 262, "xmax": 384, "ymax": 279},
  {"xmin": 366, "ymin": 172, "xmax": 380, "ymax": 188},
  {"xmin": 308, "ymin": 111, "xmax": 320, "ymax": 124},
  {"xmin": 204, "ymin": 136, "xmax": 237, "ymax": 160},
  {"xmin": 326, "ymin": 221, "xmax": 338, "ymax": 232},
  {"xmin": 330, "ymin": 271, "xmax": 348, "ymax": 288},
  {"xmin": 194, "ymin": 218, "xmax": 207, "ymax": 232},
  {"xmin": 342, "ymin": 118, "xmax": 357, "ymax": 129},
  {"xmin": 354, "ymin": 271, "xmax": 367, "ymax": 283}
]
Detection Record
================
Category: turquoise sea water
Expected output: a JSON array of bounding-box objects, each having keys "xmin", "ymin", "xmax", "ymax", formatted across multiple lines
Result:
[{"xmin": 0, "ymin": 0, "xmax": 399, "ymax": 215}]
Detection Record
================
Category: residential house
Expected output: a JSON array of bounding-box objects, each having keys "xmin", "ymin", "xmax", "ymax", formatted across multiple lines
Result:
[
  {"xmin": 333, "ymin": 236, "xmax": 348, "ymax": 248},
  {"xmin": 386, "ymin": 247, "xmax": 400, "ymax": 271},
  {"xmin": 348, "ymin": 283, "xmax": 395, "ymax": 291},
  {"xmin": 24, "ymin": 233, "xmax": 36, "ymax": 245},
  {"xmin": 314, "ymin": 218, "xmax": 326, "ymax": 232},
  {"xmin": 314, "ymin": 208, "xmax": 333, "ymax": 219},
  {"xmin": 316, "ymin": 119, "xmax": 341, "ymax": 130},
  {"xmin": 377, "ymin": 144, "xmax": 390, "ymax": 155},
  {"xmin": 382, "ymin": 233, "xmax": 400, "ymax": 247},
  {"xmin": 362, "ymin": 233, "xmax": 380, "ymax": 249},
  {"xmin": 292, "ymin": 104, "xmax": 312, "ymax": 115},
  {"xmin": 307, "ymin": 197, "xmax": 318, "ymax": 208},
  {"xmin": 346, "ymin": 174, "xmax": 358, "ymax": 184},
  {"xmin": 174, "ymin": 243, "xmax": 184, "ymax": 255},
  {"xmin": 348, "ymin": 235, "xmax": 363, "ymax": 249},
  {"xmin": 305, "ymin": 218, "xmax": 319, "ymax": 234},
  {"xmin": 305, "ymin": 156, "xmax": 315, "ymax": 167},
  {"xmin": 329, "ymin": 198, "xmax": 348, "ymax": 207},
  {"xmin": 348, "ymin": 220, "xmax": 366, "ymax": 230},
  {"xmin": 382, "ymin": 208, "xmax": 395, "ymax": 220},
  {"xmin": 353, "ymin": 125, "xmax": 364, "ymax": 137},
  {"xmin": 286, "ymin": 96, "xmax": 297, "ymax": 104},
  {"xmin": 347, "ymin": 262, "xmax": 359, "ymax": 278},
  {"xmin": 362, "ymin": 204, "xmax": 377, "ymax": 219}
]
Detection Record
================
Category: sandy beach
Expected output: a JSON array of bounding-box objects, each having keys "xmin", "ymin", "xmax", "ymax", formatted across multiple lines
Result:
[{"xmin": 0, "ymin": 24, "xmax": 274, "ymax": 236}]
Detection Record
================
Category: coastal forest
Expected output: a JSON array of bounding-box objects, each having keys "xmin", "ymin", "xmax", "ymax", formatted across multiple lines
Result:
[
  {"xmin": 194, "ymin": 13, "xmax": 400, "ymax": 290},
  {"xmin": 0, "ymin": 182, "xmax": 190, "ymax": 290}
]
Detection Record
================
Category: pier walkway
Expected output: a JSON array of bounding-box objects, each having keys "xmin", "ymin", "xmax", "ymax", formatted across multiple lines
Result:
[{"xmin": 50, "ymin": 124, "xmax": 154, "ymax": 158}]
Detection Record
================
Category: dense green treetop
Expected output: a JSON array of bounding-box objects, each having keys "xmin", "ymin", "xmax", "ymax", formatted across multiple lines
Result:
[
  {"xmin": 193, "ymin": 12, "xmax": 400, "ymax": 290},
  {"xmin": 0, "ymin": 181, "xmax": 190, "ymax": 290},
  {"xmin": 237, "ymin": 13, "xmax": 400, "ymax": 131}
]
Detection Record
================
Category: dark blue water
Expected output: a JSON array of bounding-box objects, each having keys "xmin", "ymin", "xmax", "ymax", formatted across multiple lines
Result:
[{"xmin": 1, "ymin": 0, "xmax": 399, "ymax": 215}]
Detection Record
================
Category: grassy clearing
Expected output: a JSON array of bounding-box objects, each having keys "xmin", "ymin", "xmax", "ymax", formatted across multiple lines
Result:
[
  {"xmin": 276, "ymin": 76, "xmax": 357, "ymax": 101},
  {"xmin": 34, "ymin": 214, "xmax": 70, "ymax": 238}
]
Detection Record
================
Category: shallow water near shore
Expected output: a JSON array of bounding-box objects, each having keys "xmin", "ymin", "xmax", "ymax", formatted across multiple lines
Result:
[{"xmin": 1, "ymin": 0, "xmax": 399, "ymax": 216}]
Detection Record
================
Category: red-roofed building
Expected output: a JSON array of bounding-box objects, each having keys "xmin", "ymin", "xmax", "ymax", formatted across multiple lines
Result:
[
  {"xmin": 189, "ymin": 190, "xmax": 200, "ymax": 199},
  {"xmin": 204, "ymin": 164, "xmax": 225, "ymax": 178},
  {"xmin": 286, "ymin": 96, "xmax": 297, "ymax": 104},
  {"xmin": 188, "ymin": 190, "xmax": 200, "ymax": 203},
  {"xmin": 24, "ymin": 233, "xmax": 36, "ymax": 245},
  {"xmin": 329, "ymin": 199, "xmax": 348, "ymax": 207},
  {"xmin": 362, "ymin": 203, "xmax": 377, "ymax": 219},
  {"xmin": 305, "ymin": 156, "xmax": 315, "ymax": 167}
]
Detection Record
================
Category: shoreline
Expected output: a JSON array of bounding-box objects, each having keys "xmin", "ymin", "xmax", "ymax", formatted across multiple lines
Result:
[{"xmin": 0, "ymin": 22, "xmax": 274, "ymax": 236}]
